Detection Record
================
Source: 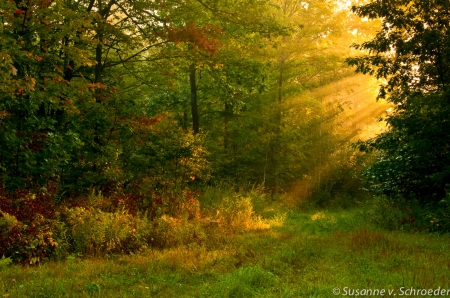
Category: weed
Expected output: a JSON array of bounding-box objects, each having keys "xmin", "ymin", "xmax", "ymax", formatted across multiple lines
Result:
[
  {"xmin": 85, "ymin": 283, "xmax": 101, "ymax": 295},
  {"xmin": 0, "ymin": 256, "xmax": 12, "ymax": 269}
]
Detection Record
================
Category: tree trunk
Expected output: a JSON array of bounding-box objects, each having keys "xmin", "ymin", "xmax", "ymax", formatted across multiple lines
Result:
[
  {"xmin": 274, "ymin": 62, "xmax": 284, "ymax": 194},
  {"xmin": 189, "ymin": 63, "xmax": 199, "ymax": 134}
]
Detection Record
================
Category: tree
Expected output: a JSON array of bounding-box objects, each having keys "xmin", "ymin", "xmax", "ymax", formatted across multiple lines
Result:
[
  {"xmin": 0, "ymin": 0, "xmax": 211, "ymax": 195},
  {"xmin": 164, "ymin": 0, "xmax": 281, "ymax": 135},
  {"xmin": 263, "ymin": 0, "xmax": 344, "ymax": 192},
  {"xmin": 347, "ymin": 0, "xmax": 450, "ymax": 203},
  {"xmin": 0, "ymin": 0, "xmax": 99, "ymax": 191}
]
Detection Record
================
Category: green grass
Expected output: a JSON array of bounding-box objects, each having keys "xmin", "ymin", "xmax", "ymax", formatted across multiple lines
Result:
[{"xmin": 2, "ymin": 207, "xmax": 450, "ymax": 297}]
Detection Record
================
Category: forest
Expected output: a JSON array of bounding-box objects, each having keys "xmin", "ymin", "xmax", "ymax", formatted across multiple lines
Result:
[{"xmin": 1, "ymin": 0, "xmax": 450, "ymax": 296}]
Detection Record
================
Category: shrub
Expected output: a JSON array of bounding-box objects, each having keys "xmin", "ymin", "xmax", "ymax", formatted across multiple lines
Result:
[
  {"xmin": 365, "ymin": 195, "xmax": 450, "ymax": 233},
  {"xmin": 420, "ymin": 198, "xmax": 450, "ymax": 233},
  {"xmin": 0, "ymin": 185, "xmax": 62, "ymax": 264},
  {"xmin": 364, "ymin": 196, "xmax": 410, "ymax": 231},
  {"xmin": 0, "ymin": 211, "xmax": 58, "ymax": 264},
  {"xmin": 151, "ymin": 216, "xmax": 207, "ymax": 248},
  {"xmin": 64, "ymin": 207, "xmax": 148, "ymax": 255},
  {"xmin": 0, "ymin": 255, "xmax": 12, "ymax": 269},
  {"xmin": 214, "ymin": 196, "xmax": 285, "ymax": 232}
]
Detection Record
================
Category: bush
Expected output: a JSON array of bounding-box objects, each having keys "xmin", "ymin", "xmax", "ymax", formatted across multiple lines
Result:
[
  {"xmin": 63, "ymin": 207, "xmax": 148, "ymax": 255},
  {"xmin": 0, "ymin": 255, "xmax": 12, "ymax": 269},
  {"xmin": 0, "ymin": 185, "xmax": 286, "ymax": 264},
  {"xmin": 365, "ymin": 195, "xmax": 450, "ymax": 233},
  {"xmin": 420, "ymin": 198, "xmax": 450, "ymax": 233},
  {"xmin": 0, "ymin": 185, "xmax": 62, "ymax": 264},
  {"xmin": 0, "ymin": 211, "xmax": 58, "ymax": 264},
  {"xmin": 151, "ymin": 216, "xmax": 207, "ymax": 248},
  {"xmin": 364, "ymin": 196, "xmax": 410, "ymax": 231}
]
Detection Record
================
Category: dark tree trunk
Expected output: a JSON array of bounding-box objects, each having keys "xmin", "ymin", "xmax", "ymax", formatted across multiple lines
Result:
[{"xmin": 190, "ymin": 63, "xmax": 199, "ymax": 134}]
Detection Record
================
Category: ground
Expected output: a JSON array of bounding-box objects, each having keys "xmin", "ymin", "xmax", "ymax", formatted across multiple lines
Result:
[{"xmin": 1, "ymin": 206, "xmax": 449, "ymax": 297}]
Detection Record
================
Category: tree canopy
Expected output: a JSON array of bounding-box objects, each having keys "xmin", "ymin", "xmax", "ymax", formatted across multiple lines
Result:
[
  {"xmin": 0, "ymin": 0, "xmax": 362, "ymax": 200},
  {"xmin": 348, "ymin": 0, "xmax": 450, "ymax": 202}
]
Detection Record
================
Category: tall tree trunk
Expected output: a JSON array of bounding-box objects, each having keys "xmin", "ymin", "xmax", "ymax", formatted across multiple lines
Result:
[
  {"xmin": 189, "ymin": 63, "xmax": 199, "ymax": 134},
  {"xmin": 94, "ymin": 42, "xmax": 103, "ymax": 85},
  {"xmin": 273, "ymin": 61, "xmax": 284, "ymax": 194}
]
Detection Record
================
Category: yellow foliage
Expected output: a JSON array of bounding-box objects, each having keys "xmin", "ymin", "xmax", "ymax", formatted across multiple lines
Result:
[
  {"xmin": 0, "ymin": 211, "xmax": 20, "ymax": 231},
  {"xmin": 215, "ymin": 197, "xmax": 285, "ymax": 232},
  {"xmin": 311, "ymin": 211, "xmax": 326, "ymax": 221},
  {"xmin": 65, "ymin": 207, "xmax": 141, "ymax": 255}
]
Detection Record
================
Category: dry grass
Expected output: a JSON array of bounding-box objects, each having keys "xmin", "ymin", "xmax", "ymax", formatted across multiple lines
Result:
[{"xmin": 1, "ymin": 204, "xmax": 450, "ymax": 297}]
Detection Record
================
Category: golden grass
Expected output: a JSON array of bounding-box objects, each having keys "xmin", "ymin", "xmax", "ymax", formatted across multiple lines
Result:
[{"xmin": 1, "ymin": 206, "xmax": 450, "ymax": 297}]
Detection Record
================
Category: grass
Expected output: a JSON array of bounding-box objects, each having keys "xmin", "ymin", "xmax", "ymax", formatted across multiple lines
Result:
[{"xmin": 1, "ymin": 203, "xmax": 450, "ymax": 297}]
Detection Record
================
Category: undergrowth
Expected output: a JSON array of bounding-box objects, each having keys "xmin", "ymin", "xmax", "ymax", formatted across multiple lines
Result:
[
  {"xmin": 1, "ymin": 202, "xmax": 449, "ymax": 297},
  {"xmin": 0, "ymin": 185, "xmax": 284, "ymax": 265},
  {"xmin": 1, "ymin": 186, "xmax": 450, "ymax": 297}
]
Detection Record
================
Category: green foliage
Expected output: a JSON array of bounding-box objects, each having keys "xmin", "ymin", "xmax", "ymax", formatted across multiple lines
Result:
[
  {"xmin": 0, "ymin": 0, "xmax": 355, "ymax": 214},
  {"xmin": 0, "ymin": 256, "xmax": 12, "ymax": 270},
  {"xmin": 364, "ymin": 195, "xmax": 450, "ymax": 233},
  {"xmin": 0, "ymin": 0, "xmax": 97, "ymax": 191},
  {"xmin": 0, "ymin": 0, "xmax": 396, "ymax": 272},
  {"xmin": 364, "ymin": 196, "xmax": 411, "ymax": 231},
  {"xmin": 348, "ymin": 0, "xmax": 450, "ymax": 203},
  {"xmin": 0, "ymin": 0, "xmax": 217, "ymax": 198},
  {"xmin": 359, "ymin": 92, "xmax": 450, "ymax": 202},
  {"xmin": 425, "ymin": 198, "xmax": 450, "ymax": 232}
]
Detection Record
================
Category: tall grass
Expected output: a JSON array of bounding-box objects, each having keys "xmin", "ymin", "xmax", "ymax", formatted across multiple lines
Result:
[{"xmin": 1, "ymin": 191, "xmax": 450, "ymax": 297}]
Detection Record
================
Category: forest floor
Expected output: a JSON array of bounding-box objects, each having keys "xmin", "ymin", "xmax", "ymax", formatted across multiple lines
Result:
[{"xmin": 2, "ymin": 202, "xmax": 450, "ymax": 298}]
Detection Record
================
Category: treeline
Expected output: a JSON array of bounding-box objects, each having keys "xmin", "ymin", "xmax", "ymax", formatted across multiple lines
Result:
[
  {"xmin": 349, "ymin": 0, "xmax": 450, "ymax": 232},
  {"xmin": 0, "ymin": 0, "xmax": 357, "ymax": 197}
]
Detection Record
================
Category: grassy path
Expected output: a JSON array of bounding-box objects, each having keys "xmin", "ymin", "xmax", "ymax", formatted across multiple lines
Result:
[{"xmin": 1, "ymin": 208, "xmax": 450, "ymax": 297}]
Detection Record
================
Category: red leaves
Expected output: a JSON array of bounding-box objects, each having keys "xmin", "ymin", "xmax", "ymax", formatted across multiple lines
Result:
[
  {"xmin": 167, "ymin": 21, "xmax": 223, "ymax": 53},
  {"xmin": 28, "ymin": 131, "xmax": 48, "ymax": 153},
  {"xmin": 37, "ymin": 0, "xmax": 51, "ymax": 6},
  {"xmin": 0, "ymin": 184, "xmax": 60, "ymax": 264},
  {"xmin": 14, "ymin": 9, "xmax": 24, "ymax": 16},
  {"xmin": 0, "ymin": 185, "xmax": 58, "ymax": 223},
  {"xmin": 137, "ymin": 114, "xmax": 163, "ymax": 126},
  {"xmin": 128, "ymin": 114, "xmax": 164, "ymax": 134},
  {"xmin": 86, "ymin": 82, "xmax": 107, "ymax": 92}
]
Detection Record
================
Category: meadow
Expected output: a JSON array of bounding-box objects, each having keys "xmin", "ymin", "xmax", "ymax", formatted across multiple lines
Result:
[{"xmin": 2, "ymin": 189, "xmax": 449, "ymax": 298}]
